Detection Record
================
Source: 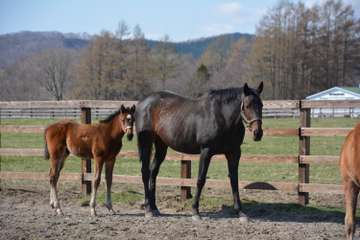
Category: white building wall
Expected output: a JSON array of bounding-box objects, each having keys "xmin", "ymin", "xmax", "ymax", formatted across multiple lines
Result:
[{"xmin": 307, "ymin": 88, "xmax": 360, "ymax": 118}]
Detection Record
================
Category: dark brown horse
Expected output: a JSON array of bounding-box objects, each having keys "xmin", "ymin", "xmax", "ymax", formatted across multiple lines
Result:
[
  {"xmin": 44, "ymin": 105, "xmax": 135, "ymax": 216},
  {"xmin": 135, "ymin": 82, "xmax": 263, "ymax": 220},
  {"xmin": 340, "ymin": 123, "xmax": 360, "ymax": 240}
]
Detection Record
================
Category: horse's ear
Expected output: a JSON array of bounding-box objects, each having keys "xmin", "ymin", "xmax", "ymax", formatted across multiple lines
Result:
[
  {"xmin": 120, "ymin": 104, "xmax": 126, "ymax": 113},
  {"xmin": 257, "ymin": 81, "xmax": 263, "ymax": 94},
  {"xmin": 243, "ymin": 83, "xmax": 251, "ymax": 96},
  {"xmin": 130, "ymin": 105, "xmax": 136, "ymax": 114}
]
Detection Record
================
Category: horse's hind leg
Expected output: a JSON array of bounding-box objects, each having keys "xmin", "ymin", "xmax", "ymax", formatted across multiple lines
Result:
[
  {"xmin": 137, "ymin": 131, "xmax": 153, "ymax": 217},
  {"xmin": 149, "ymin": 136, "xmax": 168, "ymax": 216},
  {"xmin": 104, "ymin": 157, "xmax": 116, "ymax": 214},
  {"xmin": 344, "ymin": 179, "xmax": 359, "ymax": 240},
  {"xmin": 49, "ymin": 148, "xmax": 68, "ymax": 215},
  {"xmin": 89, "ymin": 157, "xmax": 104, "ymax": 217}
]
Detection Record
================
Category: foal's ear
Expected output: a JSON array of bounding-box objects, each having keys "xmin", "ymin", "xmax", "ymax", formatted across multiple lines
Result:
[
  {"xmin": 243, "ymin": 83, "xmax": 251, "ymax": 96},
  {"xmin": 130, "ymin": 105, "xmax": 136, "ymax": 114},
  {"xmin": 257, "ymin": 81, "xmax": 264, "ymax": 94},
  {"xmin": 120, "ymin": 104, "xmax": 126, "ymax": 113}
]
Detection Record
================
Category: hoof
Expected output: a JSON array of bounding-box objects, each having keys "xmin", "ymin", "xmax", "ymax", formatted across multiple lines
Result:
[
  {"xmin": 145, "ymin": 210, "xmax": 154, "ymax": 218},
  {"xmin": 152, "ymin": 208, "xmax": 161, "ymax": 217},
  {"xmin": 56, "ymin": 208, "xmax": 64, "ymax": 216},
  {"xmin": 50, "ymin": 202, "xmax": 55, "ymax": 209},
  {"xmin": 104, "ymin": 204, "xmax": 116, "ymax": 214},
  {"xmin": 239, "ymin": 212, "xmax": 248, "ymax": 223},
  {"xmin": 192, "ymin": 214, "xmax": 202, "ymax": 221},
  {"xmin": 90, "ymin": 208, "xmax": 97, "ymax": 217}
]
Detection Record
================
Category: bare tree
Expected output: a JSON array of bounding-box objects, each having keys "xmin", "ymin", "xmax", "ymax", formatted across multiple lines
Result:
[
  {"xmin": 247, "ymin": 0, "xmax": 360, "ymax": 99},
  {"xmin": 34, "ymin": 48, "xmax": 74, "ymax": 100},
  {"xmin": 125, "ymin": 25, "xmax": 152, "ymax": 99},
  {"xmin": 152, "ymin": 35, "xmax": 178, "ymax": 90}
]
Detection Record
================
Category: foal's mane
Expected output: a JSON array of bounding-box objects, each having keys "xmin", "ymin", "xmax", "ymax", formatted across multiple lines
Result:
[
  {"xmin": 100, "ymin": 109, "xmax": 122, "ymax": 123},
  {"xmin": 208, "ymin": 87, "xmax": 243, "ymax": 104}
]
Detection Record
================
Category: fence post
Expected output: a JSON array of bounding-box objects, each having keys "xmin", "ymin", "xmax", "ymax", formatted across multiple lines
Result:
[
  {"xmin": 180, "ymin": 158, "xmax": 192, "ymax": 200},
  {"xmin": 80, "ymin": 107, "xmax": 92, "ymax": 196},
  {"xmin": 299, "ymin": 102, "xmax": 310, "ymax": 206}
]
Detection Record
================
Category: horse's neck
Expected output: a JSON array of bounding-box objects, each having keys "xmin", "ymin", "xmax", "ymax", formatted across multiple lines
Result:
[
  {"xmin": 104, "ymin": 117, "xmax": 125, "ymax": 139},
  {"xmin": 219, "ymin": 98, "xmax": 243, "ymax": 126}
]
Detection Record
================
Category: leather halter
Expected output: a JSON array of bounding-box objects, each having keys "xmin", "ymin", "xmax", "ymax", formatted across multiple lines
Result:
[{"xmin": 240, "ymin": 101, "xmax": 262, "ymax": 129}]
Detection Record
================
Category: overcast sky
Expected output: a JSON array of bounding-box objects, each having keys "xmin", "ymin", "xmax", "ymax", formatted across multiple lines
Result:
[{"xmin": 0, "ymin": 0, "xmax": 359, "ymax": 41}]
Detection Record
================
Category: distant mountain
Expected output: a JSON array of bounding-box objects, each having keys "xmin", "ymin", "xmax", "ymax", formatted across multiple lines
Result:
[
  {"xmin": 0, "ymin": 31, "xmax": 254, "ymax": 68},
  {"xmin": 147, "ymin": 32, "xmax": 254, "ymax": 59},
  {"xmin": 0, "ymin": 31, "xmax": 88, "ymax": 67}
]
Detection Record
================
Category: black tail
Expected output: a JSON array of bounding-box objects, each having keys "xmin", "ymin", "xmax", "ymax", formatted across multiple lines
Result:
[
  {"xmin": 44, "ymin": 132, "xmax": 50, "ymax": 160},
  {"xmin": 137, "ymin": 131, "xmax": 153, "ymax": 162}
]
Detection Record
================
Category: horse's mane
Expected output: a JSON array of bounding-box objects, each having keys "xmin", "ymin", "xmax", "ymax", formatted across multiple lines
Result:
[
  {"xmin": 207, "ymin": 87, "xmax": 243, "ymax": 104},
  {"xmin": 100, "ymin": 109, "xmax": 121, "ymax": 123}
]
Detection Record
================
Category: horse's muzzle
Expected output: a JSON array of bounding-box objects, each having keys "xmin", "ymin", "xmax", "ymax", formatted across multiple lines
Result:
[
  {"xmin": 253, "ymin": 129, "xmax": 263, "ymax": 141},
  {"xmin": 126, "ymin": 127, "xmax": 134, "ymax": 141}
]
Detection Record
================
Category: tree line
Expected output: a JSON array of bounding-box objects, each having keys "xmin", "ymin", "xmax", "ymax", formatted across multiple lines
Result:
[
  {"xmin": 247, "ymin": 0, "xmax": 360, "ymax": 99},
  {"xmin": 0, "ymin": 0, "xmax": 359, "ymax": 101}
]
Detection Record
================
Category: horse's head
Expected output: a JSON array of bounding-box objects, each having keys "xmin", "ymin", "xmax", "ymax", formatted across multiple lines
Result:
[
  {"xmin": 120, "ymin": 104, "xmax": 136, "ymax": 141},
  {"xmin": 241, "ymin": 82, "xmax": 263, "ymax": 141}
]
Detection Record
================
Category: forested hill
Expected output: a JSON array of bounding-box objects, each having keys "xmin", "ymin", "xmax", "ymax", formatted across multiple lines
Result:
[
  {"xmin": 0, "ymin": 31, "xmax": 253, "ymax": 68},
  {"xmin": 0, "ymin": 31, "xmax": 88, "ymax": 67},
  {"xmin": 147, "ymin": 32, "xmax": 254, "ymax": 58}
]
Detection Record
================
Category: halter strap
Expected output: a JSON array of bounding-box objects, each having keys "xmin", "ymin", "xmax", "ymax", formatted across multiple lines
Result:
[{"xmin": 240, "ymin": 101, "xmax": 262, "ymax": 128}]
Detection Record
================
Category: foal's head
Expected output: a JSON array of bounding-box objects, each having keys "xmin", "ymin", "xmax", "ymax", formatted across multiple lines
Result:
[
  {"xmin": 119, "ymin": 105, "xmax": 136, "ymax": 140},
  {"xmin": 241, "ymin": 82, "xmax": 263, "ymax": 141}
]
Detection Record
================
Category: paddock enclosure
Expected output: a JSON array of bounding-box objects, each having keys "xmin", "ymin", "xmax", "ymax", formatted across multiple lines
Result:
[
  {"xmin": 1, "ymin": 99, "xmax": 359, "ymax": 240},
  {"xmin": 0, "ymin": 99, "xmax": 358, "ymax": 205}
]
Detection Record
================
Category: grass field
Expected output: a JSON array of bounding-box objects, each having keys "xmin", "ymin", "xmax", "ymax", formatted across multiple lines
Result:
[{"xmin": 1, "ymin": 117, "xmax": 358, "ymax": 185}]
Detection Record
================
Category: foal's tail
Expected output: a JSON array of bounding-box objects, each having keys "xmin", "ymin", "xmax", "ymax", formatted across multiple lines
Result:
[{"xmin": 44, "ymin": 131, "xmax": 50, "ymax": 160}]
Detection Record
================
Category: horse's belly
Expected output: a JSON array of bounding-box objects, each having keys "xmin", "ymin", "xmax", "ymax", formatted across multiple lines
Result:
[
  {"xmin": 69, "ymin": 146, "xmax": 93, "ymax": 159},
  {"xmin": 164, "ymin": 138, "xmax": 201, "ymax": 154},
  {"xmin": 66, "ymin": 136, "xmax": 93, "ymax": 159},
  {"xmin": 169, "ymin": 144, "xmax": 201, "ymax": 154}
]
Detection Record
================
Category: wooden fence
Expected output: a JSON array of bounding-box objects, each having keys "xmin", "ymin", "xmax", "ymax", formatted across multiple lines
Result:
[{"xmin": 0, "ymin": 99, "xmax": 357, "ymax": 205}]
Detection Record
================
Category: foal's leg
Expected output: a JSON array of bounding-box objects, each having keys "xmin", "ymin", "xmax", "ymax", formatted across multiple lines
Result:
[
  {"xmin": 344, "ymin": 179, "xmax": 359, "ymax": 240},
  {"xmin": 90, "ymin": 157, "xmax": 104, "ymax": 216},
  {"xmin": 49, "ymin": 149, "xmax": 68, "ymax": 215},
  {"xmin": 149, "ymin": 137, "xmax": 168, "ymax": 216},
  {"xmin": 192, "ymin": 147, "xmax": 212, "ymax": 220},
  {"xmin": 104, "ymin": 158, "xmax": 116, "ymax": 214},
  {"xmin": 225, "ymin": 150, "xmax": 248, "ymax": 222},
  {"xmin": 138, "ymin": 131, "xmax": 153, "ymax": 217}
]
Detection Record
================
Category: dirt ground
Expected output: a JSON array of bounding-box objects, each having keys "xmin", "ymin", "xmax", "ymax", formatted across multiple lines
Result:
[{"xmin": 0, "ymin": 181, "xmax": 355, "ymax": 240}]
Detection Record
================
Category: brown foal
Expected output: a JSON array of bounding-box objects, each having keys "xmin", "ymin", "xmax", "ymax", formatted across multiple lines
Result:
[
  {"xmin": 44, "ymin": 105, "xmax": 135, "ymax": 216},
  {"xmin": 340, "ymin": 123, "xmax": 360, "ymax": 240}
]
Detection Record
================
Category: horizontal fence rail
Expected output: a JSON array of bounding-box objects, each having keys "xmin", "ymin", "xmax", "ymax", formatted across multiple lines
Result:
[
  {"xmin": 0, "ymin": 171, "xmax": 343, "ymax": 195},
  {"xmin": 0, "ymin": 99, "xmax": 358, "ymax": 205}
]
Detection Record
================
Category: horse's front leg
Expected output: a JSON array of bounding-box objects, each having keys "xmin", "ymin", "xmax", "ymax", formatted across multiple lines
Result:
[
  {"xmin": 192, "ymin": 147, "xmax": 212, "ymax": 221},
  {"xmin": 104, "ymin": 158, "xmax": 116, "ymax": 214},
  {"xmin": 90, "ymin": 157, "xmax": 104, "ymax": 217},
  {"xmin": 225, "ymin": 149, "xmax": 248, "ymax": 222}
]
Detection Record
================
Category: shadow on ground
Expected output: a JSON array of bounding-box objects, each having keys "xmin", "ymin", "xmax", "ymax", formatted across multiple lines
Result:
[{"xmin": 201, "ymin": 202, "xmax": 345, "ymax": 223}]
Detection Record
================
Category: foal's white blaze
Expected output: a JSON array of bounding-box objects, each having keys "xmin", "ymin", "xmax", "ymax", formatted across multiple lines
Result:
[{"xmin": 126, "ymin": 114, "xmax": 131, "ymax": 120}]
